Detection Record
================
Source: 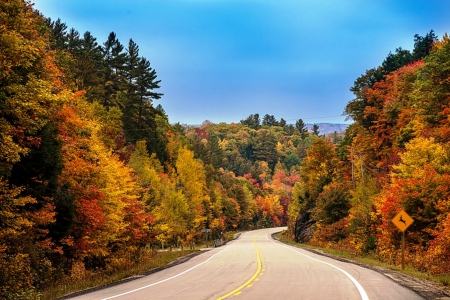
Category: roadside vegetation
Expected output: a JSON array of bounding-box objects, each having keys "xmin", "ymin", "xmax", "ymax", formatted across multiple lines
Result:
[
  {"xmin": 285, "ymin": 29, "xmax": 450, "ymax": 283},
  {"xmin": 42, "ymin": 248, "xmax": 196, "ymax": 300}
]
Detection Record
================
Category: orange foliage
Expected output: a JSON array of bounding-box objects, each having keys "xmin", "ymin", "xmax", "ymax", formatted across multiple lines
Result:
[
  {"xmin": 363, "ymin": 62, "xmax": 424, "ymax": 171},
  {"xmin": 376, "ymin": 166, "xmax": 450, "ymax": 271}
]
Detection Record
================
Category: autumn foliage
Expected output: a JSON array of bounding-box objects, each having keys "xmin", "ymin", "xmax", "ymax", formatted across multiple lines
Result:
[
  {"xmin": 0, "ymin": 1, "xmax": 305, "ymax": 297},
  {"xmin": 2, "ymin": 1, "xmax": 450, "ymax": 298},
  {"xmin": 287, "ymin": 30, "xmax": 450, "ymax": 277}
]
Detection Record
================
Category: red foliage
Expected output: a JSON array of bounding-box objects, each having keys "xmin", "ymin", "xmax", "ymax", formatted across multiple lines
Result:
[
  {"xmin": 362, "ymin": 62, "xmax": 424, "ymax": 171},
  {"xmin": 123, "ymin": 198, "xmax": 156, "ymax": 241},
  {"xmin": 243, "ymin": 173, "xmax": 260, "ymax": 188},
  {"xmin": 194, "ymin": 128, "xmax": 209, "ymax": 140}
]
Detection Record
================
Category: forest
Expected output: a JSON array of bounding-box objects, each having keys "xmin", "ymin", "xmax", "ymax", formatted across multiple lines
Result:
[
  {"xmin": 288, "ymin": 28, "xmax": 450, "ymax": 277},
  {"xmin": 1, "ymin": 0, "xmax": 450, "ymax": 298}
]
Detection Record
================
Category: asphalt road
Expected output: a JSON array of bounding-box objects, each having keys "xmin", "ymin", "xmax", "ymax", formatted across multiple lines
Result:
[{"xmin": 67, "ymin": 227, "xmax": 423, "ymax": 300}]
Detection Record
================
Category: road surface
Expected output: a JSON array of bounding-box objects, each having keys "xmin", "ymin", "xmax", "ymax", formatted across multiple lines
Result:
[{"xmin": 67, "ymin": 227, "xmax": 423, "ymax": 300}]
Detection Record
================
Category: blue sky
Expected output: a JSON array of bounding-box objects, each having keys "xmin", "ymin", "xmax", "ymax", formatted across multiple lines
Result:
[{"xmin": 33, "ymin": 0, "xmax": 450, "ymax": 125}]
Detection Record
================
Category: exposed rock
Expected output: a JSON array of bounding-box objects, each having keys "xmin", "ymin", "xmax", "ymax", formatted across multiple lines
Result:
[{"xmin": 294, "ymin": 209, "xmax": 316, "ymax": 243}]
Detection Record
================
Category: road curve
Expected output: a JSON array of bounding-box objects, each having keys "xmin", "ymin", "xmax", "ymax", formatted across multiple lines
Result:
[{"xmin": 67, "ymin": 227, "xmax": 423, "ymax": 300}]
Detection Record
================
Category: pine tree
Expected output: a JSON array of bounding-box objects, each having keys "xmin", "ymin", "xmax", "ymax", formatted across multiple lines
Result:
[
  {"xmin": 102, "ymin": 32, "xmax": 127, "ymax": 106},
  {"xmin": 295, "ymin": 119, "xmax": 308, "ymax": 139}
]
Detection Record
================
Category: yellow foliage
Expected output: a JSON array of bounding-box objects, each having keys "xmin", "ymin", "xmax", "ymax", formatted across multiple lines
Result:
[
  {"xmin": 393, "ymin": 137, "xmax": 449, "ymax": 179},
  {"xmin": 176, "ymin": 147, "xmax": 210, "ymax": 231},
  {"xmin": 432, "ymin": 33, "xmax": 450, "ymax": 50}
]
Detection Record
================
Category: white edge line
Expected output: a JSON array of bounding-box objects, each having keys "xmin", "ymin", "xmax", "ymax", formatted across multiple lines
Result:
[
  {"xmin": 101, "ymin": 246, "xmax": 231, "ymax": 300},
  {"xmin": 267, "ymin": 234, "xmax": 369, "ymax": 300}
]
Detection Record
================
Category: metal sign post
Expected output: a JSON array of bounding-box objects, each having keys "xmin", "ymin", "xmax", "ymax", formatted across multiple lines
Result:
[
  {"xmin": 392, "ymin": 210, "xmax": 413, "ymax": 270},
  {"xmin": 201, "ymin": 229, "xmax": 211, "ymax": 247}
]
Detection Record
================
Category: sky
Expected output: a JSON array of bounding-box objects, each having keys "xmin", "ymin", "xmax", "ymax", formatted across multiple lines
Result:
[{"xmin": 33, "ymin": 0, "xmax": 450, "ymax": 125}]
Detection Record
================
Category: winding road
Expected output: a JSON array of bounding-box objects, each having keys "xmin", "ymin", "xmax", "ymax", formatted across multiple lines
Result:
[{"xmin": 67, "ymin": 227, "xmax": 423, "ymax": 300}]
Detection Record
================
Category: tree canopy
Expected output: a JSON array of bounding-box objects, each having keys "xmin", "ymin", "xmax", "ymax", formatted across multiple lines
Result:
[{"xmin": 1, "ymin": 1, "xmax": 449, "ymax": 297}]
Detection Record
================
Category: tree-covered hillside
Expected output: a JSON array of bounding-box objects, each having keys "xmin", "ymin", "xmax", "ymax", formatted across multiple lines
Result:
[
  {"xmin": 0, "ymin": 1, "xmax": 322, "ymax": 297},
  {"xmin": 289, "ymin": 29, "xmax": 450, "ymax": 276}
]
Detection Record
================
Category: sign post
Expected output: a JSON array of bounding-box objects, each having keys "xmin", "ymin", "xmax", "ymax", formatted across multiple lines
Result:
[
  {"xmin": 201, "ymin": 229, "xmax": 211, "ymax": 247},
  {"xmin": 392, "ymin": 210, "xmax": 413, "ymax": 270}
]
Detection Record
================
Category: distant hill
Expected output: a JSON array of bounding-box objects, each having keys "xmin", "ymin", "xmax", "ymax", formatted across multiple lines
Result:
[
  {"xmin": 186, "ymin": 122, "xmax": 350, "ymax": 134},
  {"xmin": 305, "ymin": 123, "xmax": 349, "ymax": 134}
]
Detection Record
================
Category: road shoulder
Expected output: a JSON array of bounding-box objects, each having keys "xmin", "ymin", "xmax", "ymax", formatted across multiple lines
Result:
[{"xmin": 272, "ymin": 233, "xmax": 450, "ymax": 300}]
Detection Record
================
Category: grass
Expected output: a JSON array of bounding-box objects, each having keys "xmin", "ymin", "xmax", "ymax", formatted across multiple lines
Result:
[
  {"xmin": 41, "ymin": 233, "xmax": 237, "ymax": 300},
  {"xmin": 275, "ymin": 232, "xmax": 450, "ymax": 294},
  {"xmin": 42, "ymin": 248, "xmax": 198, "ymax": 300},
  {"xmin": 43, "ymin": 232, "xmax": 449, "ymax": 299},
  {"xmin": 224, "ymin": 230, "xmax": 242, "ymax": 241}
]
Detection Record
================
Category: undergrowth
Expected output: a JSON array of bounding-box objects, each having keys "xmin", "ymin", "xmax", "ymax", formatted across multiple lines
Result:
[{"xmin": 42, "ymin": 249, "xmax": 196, "ymax": 300}]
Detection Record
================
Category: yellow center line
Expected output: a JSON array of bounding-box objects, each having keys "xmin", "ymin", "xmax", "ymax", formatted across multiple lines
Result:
[{"xmin": 217, "ymin": 236, "xmax": 262, "ymax": 300}]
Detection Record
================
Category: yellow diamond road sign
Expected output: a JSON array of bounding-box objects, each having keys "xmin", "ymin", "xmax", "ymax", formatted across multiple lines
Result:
[{"xmin": 392, "ymin": 210, "xmax": 413, "ymax": 232}]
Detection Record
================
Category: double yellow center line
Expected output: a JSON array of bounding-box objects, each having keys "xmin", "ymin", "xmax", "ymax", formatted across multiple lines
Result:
[{"xmin": 217, "ymin": 236, "xmax": 263, "ymax": 299}]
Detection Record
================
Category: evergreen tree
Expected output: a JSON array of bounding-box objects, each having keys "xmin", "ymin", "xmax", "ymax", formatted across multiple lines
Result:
[
  {"xmin": 135, "ymin": 57, "xmax": 162, "ymax": 127},
  {"xmin": 344, "ymin": 67, "xmax": 384, "ymax": 127},
  {"xmin": 312, "ymin": 124, "xmax": 320, "ymax": 136},
  {"xmin": 262, "ymin": 114, "xmax": 278, "ymax": 126},
  {"xmin": 253, "ymin": 129, "xmax": 278, "ymax": 170},
  {"xmin": 78, "ymin": 31, "xmax": 104, "ymax": 101},
  {"xmin": 67, "ymin": 28, "xmax": 81, "ymax": 53},
  {"xmin": 121, "ymin": 38, "xmax": 163, "ymax": 158},
  {"xmin": 46, "ymin": 18, "xmax": 68, "ymax": 49},
  {"xmin": 346, "ymin": 31, "xmax": 437, "ymax": 128},
  {"xmin": 240, "ymin": 113, "xmax": 261, "ymax": 130},
  {"xmin": 381, "ymin": 47, "xmax": 413, "ymax": 74},
  {"xmin": 412, "ymin": 30, "xmax": 438, "ymax": 61},
  {"xmin": 102, "ymin": 32, "xmax": 127, "ymax": 106},
  {"xmin": 295, "ymin": 119, "xmax": 308, "ymax": 139},
  {"xmin": 125, "ymin": 38, "xmax": 140, "ymax": 93}
]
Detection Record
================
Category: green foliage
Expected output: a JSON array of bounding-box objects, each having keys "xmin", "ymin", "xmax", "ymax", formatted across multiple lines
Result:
[
  {"xmin": 382, "ymin": 47, "xmax": 413, "ymax": 74},
  {"xmin": 262, "ymin": 114, "xmax": 279, "ymax": 126},
  {"xmin": 314, "ymin": 182, "xmax": 350, "ymax": 225},
  {"xmin": 295, "ymin": 119, "xmax": 308, "ymax": 139},
  {"xmin": 240, "ymin": 113, "xmax": 261, "ymax": 130},
  {"xmin": 345, "ymin": 30, "xmax": 437, "ymax": 129},
  {"xmin": 414, "ymin": 35, "xmax": 450, "ymax": 128},
  {"xmin": 284, "ymin": 153, "xmax": 301, "ymax": 170},
  {"xmin": 253, "ymin": 129, "xmax": 278, "ymax": 170},
  {"xmin": 345, "ymin": 67, "xmax": 384, "ymax": 127},
  {"xmin": 15, "ymin": 0, "xmax": 450, "ymax": 296},
  {"xmin": 298, "ymin": 138, "xmax": 340, "ymax": 207},
  {"xmin": 312, "ymin": 124, "xmax": 320, "ymax": 136},
  {"xmin": 412, "ymin": 30, "xmax": 438, "ymax": 61}
]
